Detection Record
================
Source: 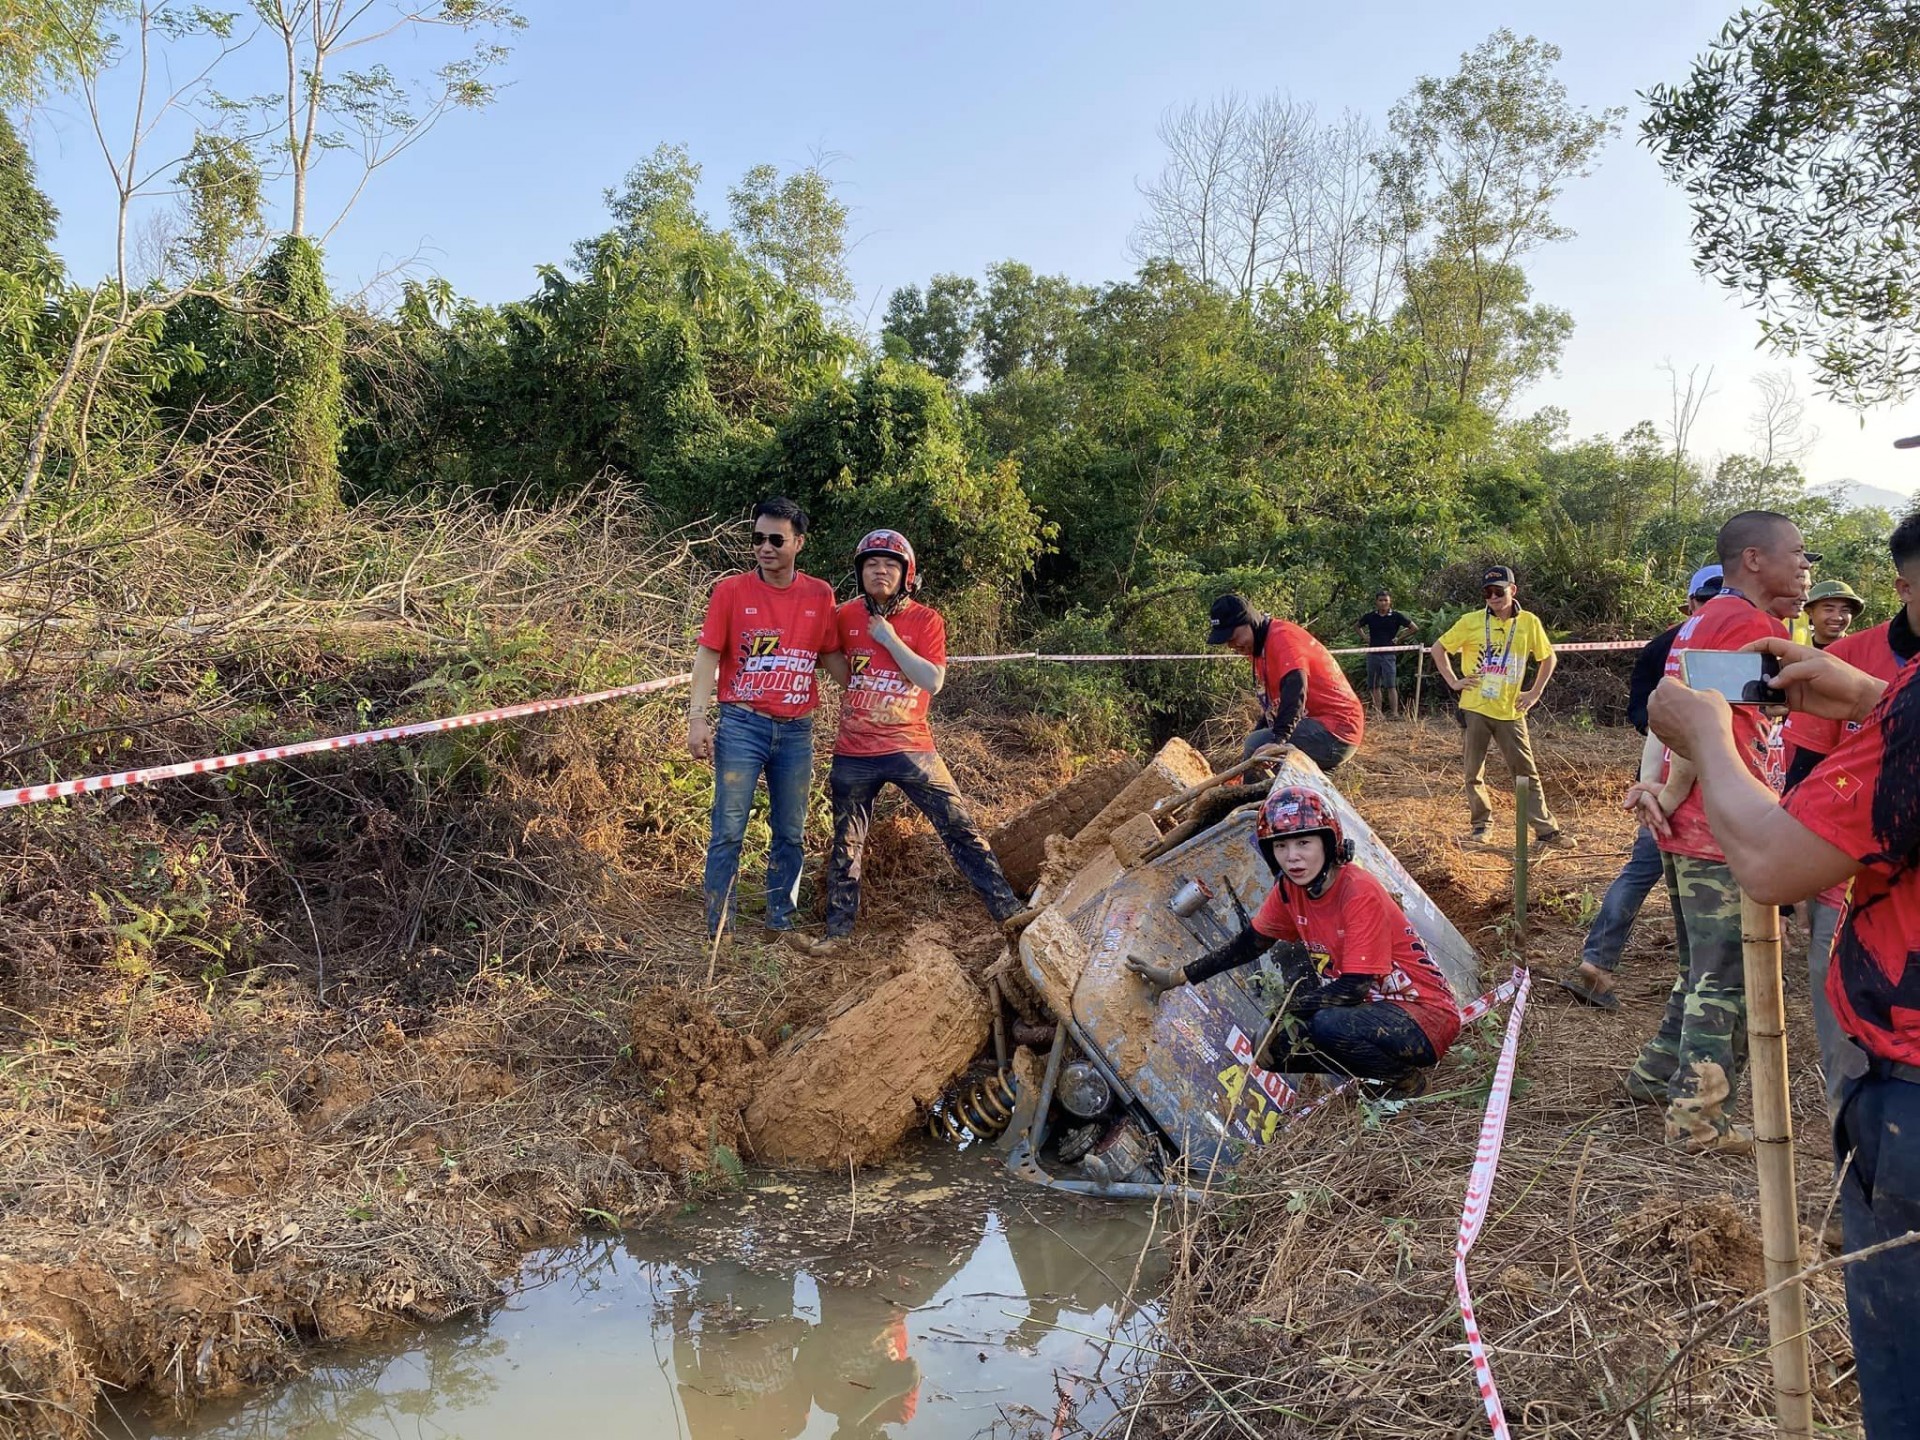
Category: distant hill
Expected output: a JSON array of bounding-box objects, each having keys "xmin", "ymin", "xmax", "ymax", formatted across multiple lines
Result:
[{"xmin": 1816, "ymin": 479, "xmax": 1916, "ymax": 516}]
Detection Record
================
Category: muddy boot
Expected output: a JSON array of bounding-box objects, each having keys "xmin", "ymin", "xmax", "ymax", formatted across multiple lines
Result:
[
  {"xmin": 1377, "ymin": 1069, "xmax": 1430, "ymax": 1101},
  {"xmin": 1000, "ymin": 904, "xmax": 1045, "ymax": 941},
  {"xmin": 1664, "ymin": 1060, "xmax": 1748, "ymax": 1153}
]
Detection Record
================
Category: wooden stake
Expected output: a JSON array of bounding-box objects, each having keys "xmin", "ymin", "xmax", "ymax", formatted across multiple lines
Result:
[
  {"xmin": 1513, "ymin": 777, "xmax": 1530, "ymax": 942},
  {"xmin": 1741, "ymin": 891, "xmax": 1814, "ymax": 1439},
  {"xmin": 1412, "ymin": 648, "xmax": 1427, "ymax": 726}
]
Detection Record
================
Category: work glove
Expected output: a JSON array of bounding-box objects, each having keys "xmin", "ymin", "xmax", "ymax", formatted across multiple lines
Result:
[{"xmin": 1125, "ymin": 954, "xmax": 1186, "ymax": 994}]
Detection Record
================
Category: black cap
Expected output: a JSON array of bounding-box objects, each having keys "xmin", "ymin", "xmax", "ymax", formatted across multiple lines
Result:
[
  {"xmin": 1895, "ymin": 434, "xmax": 1920, "ymax": 450},
  {"xmin": 1207, "ymin": 594, "xmax": 1256, "ymax": 645},
  {"xmin": 1482, "ymin": 565, "xmax": 1516, "ymax": 588}
]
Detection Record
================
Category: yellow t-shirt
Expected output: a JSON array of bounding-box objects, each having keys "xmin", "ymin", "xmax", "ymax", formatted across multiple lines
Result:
[
  {"xmin": 1788, "ymin": 611, "xmax": 1811, "ymax": 648},
  {"xmin": 1436, "ymin": 608, "xmax": 1553, "ymax": 722}
]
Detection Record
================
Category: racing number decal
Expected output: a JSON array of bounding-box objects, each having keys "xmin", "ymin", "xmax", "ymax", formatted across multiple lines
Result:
[{"xmin": 1218, "ymin": 1026, "xmax": 1294, "ymax": 1144}]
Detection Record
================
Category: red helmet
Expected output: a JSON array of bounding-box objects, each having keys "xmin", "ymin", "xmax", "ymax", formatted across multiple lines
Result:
[
  {"xmin": 1256, "ymin": 786, "xmax": 1353, "ymax": 873},
  {"xmin": 854, "ymin": 529, "xmax": 918, "ymax": 593}
]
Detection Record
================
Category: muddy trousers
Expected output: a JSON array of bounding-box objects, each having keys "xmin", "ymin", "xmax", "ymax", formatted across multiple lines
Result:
[
  {"xmin": 1629, "ymin": 854, "xmax": 1748, "ymax": 1144},
  {"xmin": 1836, "ymin": 1064, "xmax": 1920, "ymax": 1440},
  {"xmin": 824, "ymin": 750, "xmax": 1023, "ymax": 938},
  {"xmin": 1460, "ymin": 712, "xmax": 1558, "ymax": 834},
  {"xmin": 1261, "ymin": 1002, "xmax": 1437, "ymax": 1083},
  {"xmin": 1242, "ymin": 718, "xmax": 1355, "ymax": 773}
]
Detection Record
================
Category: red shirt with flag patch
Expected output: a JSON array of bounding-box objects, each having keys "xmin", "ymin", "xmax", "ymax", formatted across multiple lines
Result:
[
  {"xmin": 834, "ymin": 599, "xmax": 945, "ymax": 756},
  {"xmin": 697, "ymin": 570, "xmax": 840, "ymax": 718},
  {"xmin": 1659, "ymin": 593, "xmax": 1788, "ymax": 861},
  {"xmin": 1251, "ymin": 864, "xmax": 1460, "ymax": 1052},
  {"xmin": 1254, "ymin": 619, "xmax": 1366, "ymax": 746},
  {"xmin": 1784, "ymin": 662, "xmax": 1920, "ymax": 1066}
]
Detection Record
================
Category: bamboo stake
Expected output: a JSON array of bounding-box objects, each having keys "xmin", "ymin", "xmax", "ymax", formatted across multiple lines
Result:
[
  {"xmin": 1741, "ymin": 891, "xmax": 1813, "ymax": 1439},
  {"xmin": 1412, "ymin": 648, "xmax": 1426, "ymax": 726},
  {"xmin": 1513, "ymin": 777, "xmax": 1530, "ymax": 942}
]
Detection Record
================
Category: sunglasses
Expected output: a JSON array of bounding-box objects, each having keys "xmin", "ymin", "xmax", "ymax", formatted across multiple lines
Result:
[{"xmin": 751, "ymin": 532, "xmax": 791, "ymax": 549}]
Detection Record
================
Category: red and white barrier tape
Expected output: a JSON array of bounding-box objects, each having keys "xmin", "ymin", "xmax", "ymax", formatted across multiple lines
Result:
[
  {"xmin": 0, "ymin": 673, "xmax": 695, "ymax": 811},
  {"xmin": 951, "ymin": 640, "xmax": 1649, "ymax": 662},
  {"xmin": 1454, "ymin": 965, "xmax": 1532, "ymax": 1439}
]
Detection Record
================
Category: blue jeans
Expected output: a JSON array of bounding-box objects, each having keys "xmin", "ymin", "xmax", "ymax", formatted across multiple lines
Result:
[
  {"xmin": 703, "ymin": 705, "xmax": 815, "ymax": 936},
  {"xmin": 1241, "ymin": 718, "xmax": 1356, "ymax": 773},
  {"xmin": 1837, "ymin": 1065, "xmax": 1920, "ymax": 1439},
  {"xmin": 1580, "ymin": 826, "xmax": 1664, "ymax": 972},
  {"xmin": 825, "ymin": 750, "xmax": 1023, "ymax": 937}
]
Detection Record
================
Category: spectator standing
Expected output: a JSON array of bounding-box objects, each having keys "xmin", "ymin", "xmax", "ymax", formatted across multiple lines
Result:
[
  {"xmin": 1427, "ymin": 566, "xmax": 1565, "ymax": 845},
  {"xmin": 1645, "ymin": 592, "xmax": 1920, "ymax": 1438},
  {"xmin": 1557, "ymin": 565, "xmax": 1723, "ymax": 1009},
  {"xmin": 1355, "ymin": 592, "xmax": 1416, "ymax": 717},
  {"xmin": 687, "ymin": 498, "xmax": 842, "ymax": 940},
  {"xmin": 1626, "ymin": 511, "xmax": 1810, "ymax": 1151},
  {"xmin": 1206, "ymin": 595, "xmax": 1366, "ymax": 773},
  {"xmin": 1805, "ymin": 578, "xmax": 1866, "ymax": 650}
]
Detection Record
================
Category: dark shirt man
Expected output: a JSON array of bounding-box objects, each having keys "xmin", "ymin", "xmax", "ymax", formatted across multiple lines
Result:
[{"xmin": 1355, "ymin": 592, "xmax": 1416, "ymax": 718}]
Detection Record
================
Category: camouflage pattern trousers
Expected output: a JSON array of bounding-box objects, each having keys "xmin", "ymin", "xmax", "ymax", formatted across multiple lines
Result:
[{"xmin": 1629, "ymin": 854, "xmax": 1748, "ymax": 1146}]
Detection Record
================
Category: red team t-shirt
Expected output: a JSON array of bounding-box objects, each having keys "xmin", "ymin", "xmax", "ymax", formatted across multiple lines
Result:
[
  {"xmin": 697, "ymin": 571, "xmax": 840, "ymax": 717},
  {"xmin": 1658, "ymin": 592, "xmax": 1789, "ymax": 861},
  {"xmin": 1254, "ymin": 620, "xmax": 1367, "ymax": 747},
  {"xmin": 1783, "ymin": 622, "xmax": 1904, "ymax": 908},
  {"xmin": 1783, "ymin": 662, "xmax": 1920, "ymax": 1067},
  {"xmin": 1251, "ymin": 865, "xmax": 1461, "ymax": 1052},
  {"xmin": 834, "ymin": 599, "xmax": 946, "ymax": 756}
]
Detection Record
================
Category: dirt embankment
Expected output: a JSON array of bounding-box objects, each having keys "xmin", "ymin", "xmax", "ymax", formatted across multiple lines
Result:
[{"xmin": 0, "ymin": 658, "xmax": 1082, "ymax": 1438}]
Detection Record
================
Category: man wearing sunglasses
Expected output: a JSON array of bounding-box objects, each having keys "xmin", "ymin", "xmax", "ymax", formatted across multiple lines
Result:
[{"xmin": 689, "ymin": 497, "xmax": 843, "ymax": 940}]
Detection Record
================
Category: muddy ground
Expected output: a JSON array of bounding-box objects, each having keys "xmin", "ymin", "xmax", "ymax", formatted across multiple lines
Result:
[{"xmin": 0, "ymin": 698, "xmax": 1858, "ymax": 1439}]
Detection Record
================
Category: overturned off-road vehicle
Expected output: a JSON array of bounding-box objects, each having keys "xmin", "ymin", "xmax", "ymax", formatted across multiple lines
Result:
[{"xmin": 935, "ymin": 740, "xmax": 1481, "ymax": 1198}]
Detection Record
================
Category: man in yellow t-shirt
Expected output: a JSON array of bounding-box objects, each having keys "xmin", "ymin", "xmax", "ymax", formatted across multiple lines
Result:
[{"xmin": 1428, "ymin": 566, "xmax": 1566, "ymax": 845}]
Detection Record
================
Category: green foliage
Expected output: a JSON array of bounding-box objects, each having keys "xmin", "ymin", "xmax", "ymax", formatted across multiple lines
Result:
[
  {"xmin": 882, "ymin": 273, "xmax": 980, "ymax": 383},
  {"xmin": 172, "ymin": 133, "xmax": 265, "ymax": 284},
  {"xmin": 1645, "ymin": 1, "xmax": 1920, "ymax": 403},
  {"xmin": 727, "ymin": 161, "xmax": 853, "ymax": 307},
  {"xmin": 237, "ymin": 236, "xmax": 344, "ymax": 516},
  {"xmin": 0, "ymin": 109, "xmax": 54, "ymax": 272}
]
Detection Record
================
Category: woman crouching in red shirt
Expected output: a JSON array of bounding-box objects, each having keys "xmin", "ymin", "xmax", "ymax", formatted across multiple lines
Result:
[{"xmin": 1129, "ymin": 787, "xmax": 1461, "ymax": 1097}]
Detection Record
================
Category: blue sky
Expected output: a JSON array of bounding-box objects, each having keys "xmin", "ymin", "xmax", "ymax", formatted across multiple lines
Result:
[{"xmin": 26, "ymin": 0, "xmax": 1920, "ymax": 500}]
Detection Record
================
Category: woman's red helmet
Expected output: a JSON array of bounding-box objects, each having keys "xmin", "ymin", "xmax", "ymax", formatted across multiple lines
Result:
[
  {"xmin": 854, "ymin": 529, "xmax": 918, "ymax": 593},
  {"xmin": 1256, "ymin": 786, "xmax": 1354, "ymax": 873}
]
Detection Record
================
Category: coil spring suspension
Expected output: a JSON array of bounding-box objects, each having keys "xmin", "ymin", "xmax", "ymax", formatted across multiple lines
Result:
[{"xmin": 929, "ymin": 1069, "xmax": 1019, "ymax": 1144}]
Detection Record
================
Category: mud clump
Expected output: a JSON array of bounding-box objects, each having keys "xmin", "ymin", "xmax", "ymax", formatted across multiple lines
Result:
[
  {"xmin": 989, "ymin": 755, "xmax": 1140, "ymax": 894},
  {"xmin": 745, "ymin": 928, "xmax": 990, "ymax": 1168},
  {"xmin": 629, "ymin": 987, "xmax": 764, "ymax": 1176},
  {"xmin": 1617, "ymin": 1195, "xmax": 1766, "ymax": 1293}
]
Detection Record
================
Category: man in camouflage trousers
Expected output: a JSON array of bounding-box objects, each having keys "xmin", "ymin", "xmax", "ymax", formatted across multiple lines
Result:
[{"xmin": 1623, "ymin": 511, "xmax": 1811, "ymax": 1151}]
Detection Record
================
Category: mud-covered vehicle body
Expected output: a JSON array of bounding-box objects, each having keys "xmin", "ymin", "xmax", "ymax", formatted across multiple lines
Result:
[{"xmin": 970, "ymin": 748, "xmax": 1480, "ymax": 1197}]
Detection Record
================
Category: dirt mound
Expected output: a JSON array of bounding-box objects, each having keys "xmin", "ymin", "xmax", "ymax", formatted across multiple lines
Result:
[
  {"xmin": 629, "ymin": 988, "xmax": 764, "ymax": 1176},
  {"xmin": 744, "ymin": 928, "xmax": 990, "ymax": 1168},
  {"xmin": 1616, "ymin": 1195, "xmax": 1767, "ymax": 1294},
  {"xmin": 989, "ymin": 755, "xmax": 1141, "ymax": 893}
]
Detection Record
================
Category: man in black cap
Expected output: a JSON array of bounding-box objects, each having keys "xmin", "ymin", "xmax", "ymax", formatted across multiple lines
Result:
[
  {"xmin": 1207, "ymin": 595, "xmax": 1365, "ymax": 772},
  {"xmin": 1428, "ymin": 566, "xmax": 1564, "ymax": 845}
]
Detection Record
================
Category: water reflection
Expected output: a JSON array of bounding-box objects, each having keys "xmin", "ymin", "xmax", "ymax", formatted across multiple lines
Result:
[{"xmin": 117, "ymin": 1155, "xmax": 1165, "ymax": 1440}]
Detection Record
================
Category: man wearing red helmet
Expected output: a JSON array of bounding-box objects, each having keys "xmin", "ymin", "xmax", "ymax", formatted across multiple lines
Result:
[
  {"xmin": 1128, "ymin": 786, "xmax": 1460, "ymax": 1092},
  {"xmin": 804, "ymin": 529, "xmax": 1024, "ymax": 952}
]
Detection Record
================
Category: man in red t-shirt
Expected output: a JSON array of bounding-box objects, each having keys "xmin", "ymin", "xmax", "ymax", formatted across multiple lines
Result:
[
  {"xmin": 1780, "ymin": 577, "xmax": 1912, "ymax": 1125},
  {"xmin": 1129, "ymin": 787, "xmax": 1458, "ymax": 1095},
  {"xmin": 688, "ymin": 497, "xmax": 843, "ymax": 939},
  {"xmin": 1647, "ymin": 509, "xmax": 1920, "ymax": 1435},
  {"xmin": 807, "ymin": 529, "xmax": 1022, "ymax": 950},
  {"xmin": 1624, "ymin": 510, "xmax": 1810, "ymax": 1151},
  {"xmin": 1206, "ymin": 594, "xmax": 1365, "ymax": 773}
]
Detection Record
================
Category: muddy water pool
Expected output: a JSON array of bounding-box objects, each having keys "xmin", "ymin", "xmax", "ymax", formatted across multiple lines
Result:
[{"xmin": 112, "ymin": 1146, "xmax": 1168, "ymax": 1440}]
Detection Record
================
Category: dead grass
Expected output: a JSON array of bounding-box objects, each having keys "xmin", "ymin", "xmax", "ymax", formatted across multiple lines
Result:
[{"xmin": 1141, "ymin": 717, "xmax": 1860, "ymax": 1440}]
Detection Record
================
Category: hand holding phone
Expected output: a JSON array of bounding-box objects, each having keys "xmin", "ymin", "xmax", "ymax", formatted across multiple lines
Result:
[{"xmin": 1678, "ymin": 649, "xmax": 1782, "ymax": 706}]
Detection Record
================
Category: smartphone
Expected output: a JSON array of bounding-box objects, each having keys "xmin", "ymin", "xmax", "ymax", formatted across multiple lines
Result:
[{"xmin": 1679, "ymin": 649, "xmax": 1782, "ymax": 705}]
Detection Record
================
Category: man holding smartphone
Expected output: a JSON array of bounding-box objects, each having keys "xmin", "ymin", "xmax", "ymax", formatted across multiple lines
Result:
[
  {"xmin": 687, "ymin": 498, "xmax": 843, "ymax": 940},
  {"xmin": 1646, "ymin": 593, "xmax": 1920, "ymax": 1438},
  {"xmin": 1625, "ymin": 510, "xmax": 1811, "ymax": 1152}
]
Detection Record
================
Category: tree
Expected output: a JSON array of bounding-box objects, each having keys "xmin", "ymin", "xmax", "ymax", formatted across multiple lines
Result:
[
  {"xmin": 1748, "ymin": 368, "xmax": 1816, "ymax": 469},
  {"xmin": 248, "ymin": 0, "xmax": 525, "ymax": 239},
  {"xmin": 1644, "ymin": 1, "xmax": 1920, "ymax": 403},
  {"xmin": 0, "ymin": 109, "xmax": 55, "ymax": 272},
  {"xmin": 595, "ymin": 141, "xmax": 708, "ymax": 258},
  {"xmin": 1133, "ymin": 94, "xmax": 1392, "ymax": 309},
  {"xmin": 171, "ymin": 133, "xmax": 265, "ymax": 284},
  {"xmin": 1379, "ymin": 30, "xmax": 1621, "ymax": 412},
  {"xmin": 1660, "ymin": 360, "xmax": 1715, "ymax": 516},
  {"xmin": 727, "ymin": 160, "xmax": 853, "ymax": 308},
  {"xmin": 978, "ymin": 261, "xmax": 1090, "ymax": 384},
  {"xmin": 236, "ymin": 235, "xmax": 344, "ymax": 515},
  {"xmin": 881, "ymin": 273, "xmax": 980, "ymax": 383},
  {"xmin": 0, "ymin": 0, "xmax": 109, "ymax": 108}
]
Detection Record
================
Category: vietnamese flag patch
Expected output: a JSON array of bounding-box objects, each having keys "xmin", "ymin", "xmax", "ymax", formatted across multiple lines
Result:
[{"xmin": 1825, "ymin": 768, "xmax": 1862, "ymax": 802}]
